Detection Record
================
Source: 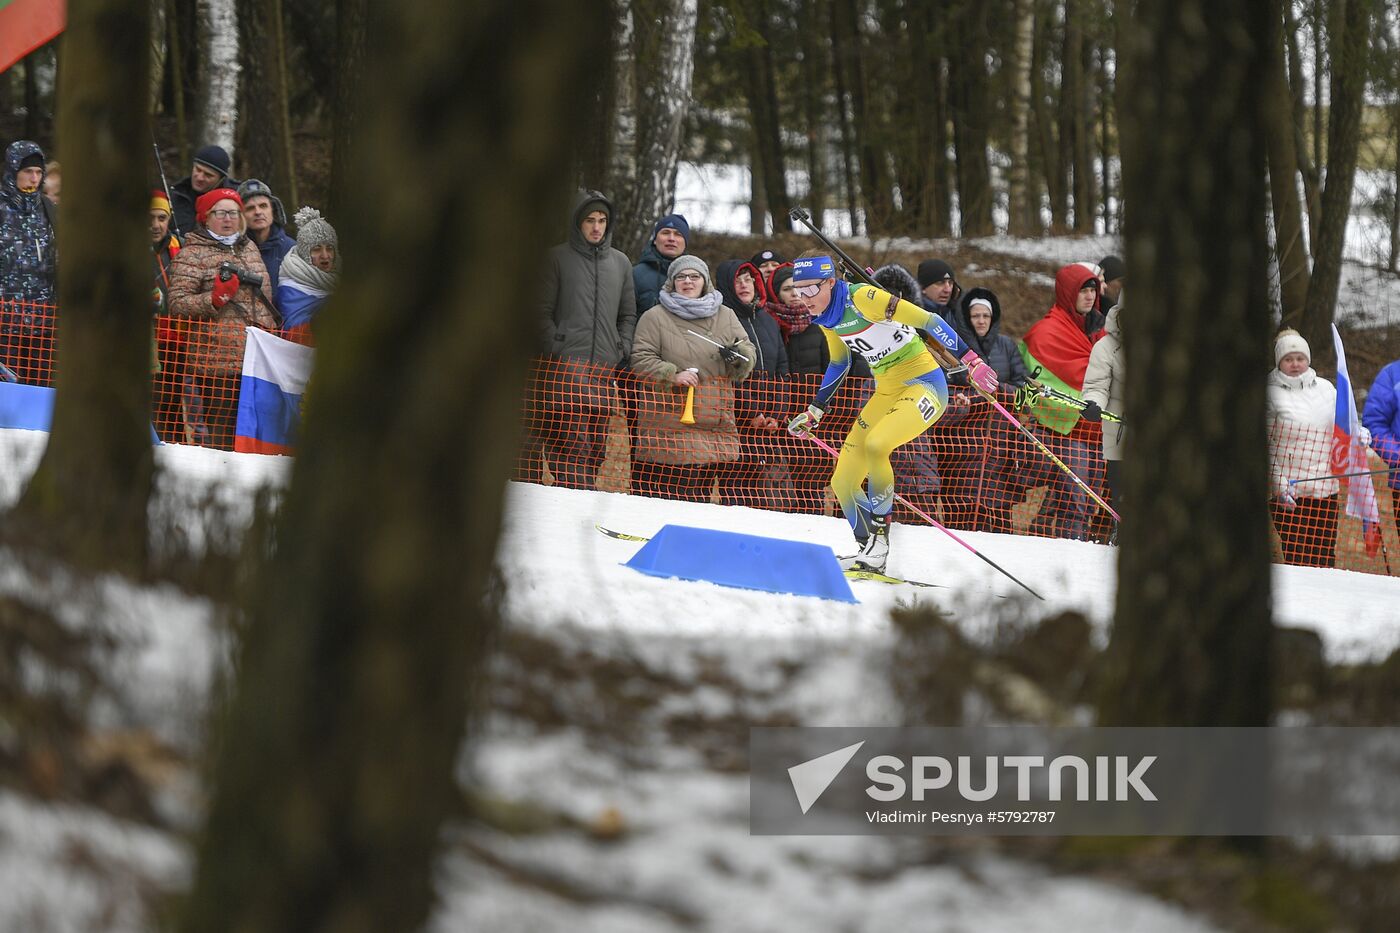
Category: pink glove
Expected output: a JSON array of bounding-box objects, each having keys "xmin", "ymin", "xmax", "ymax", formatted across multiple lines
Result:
[{"xmin": 961, "ymin": 350, "xmax": 999, "ymax": 394}]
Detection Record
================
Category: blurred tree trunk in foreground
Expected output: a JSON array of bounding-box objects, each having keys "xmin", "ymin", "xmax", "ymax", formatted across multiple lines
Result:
[
  {"xmin": 177, "ymin": 2, "xmax": 606, "ymax": 930},
  {"xmin": 1100, "ymin": 0, "xmax": 1274, "ymax": 728},
  {"xmin": 14, "ymin": 0, "xmax": 154, "ymax": 573}
]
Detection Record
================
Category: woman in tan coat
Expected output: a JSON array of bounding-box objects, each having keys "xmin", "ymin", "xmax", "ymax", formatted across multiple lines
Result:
[
  {"xmin": 167, "ymin": 186, "xmax": 276, "ymax": 449},
  {"xmin": 629, "ymin": 255, "xmax": 756, "ymax": 501}
]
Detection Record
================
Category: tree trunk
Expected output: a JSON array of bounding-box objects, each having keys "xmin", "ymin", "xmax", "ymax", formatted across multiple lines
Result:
[
  {"xmin": 1063, "ymin": 0, "xmax": 1094, "ymax": 232},
  {"xmin": 611, "ymin": 0, "xmax": 699, "ymax": 259},
  {"xmin": 833, "ymin": 0, "xmax": 894, "ymax": 235},
  {"xmin": 13, "ymin": 0, "xmax": 154, "ymax": 572},
  {"xmin": 738, "ymin": 0, "xmax": 790, "ymax": 234},
  {"xmin": 168, "ymin": 0, "xmax": 190, "ymax": 169},
  {"xmin": 1283, "ymin": 0, "xmax": 1320, "ymax": 251},
  {"xmin": 24, "ymin": 52, "xmax": 41, "ymax": 140},
  {"xmin": 196, "ymin": 0, "xmax": 239, "ymax": 157},
  {"xmin": 749, "ymin": 141, "xmax": 768, "ymax": 234},
  {"xmin": 328, "ymin": 0, "xmax": 367, "ymax": 224},
  {"xmin": 1007, "ymin": 0, "xmax": 1037, "ymax": 236},
  {"xmin": 829, "ymin": 1, "xmax": 862, "ymax": 234},
  {"xmin": 175, "ymin": 2, "xmax": 605, "ymax": 930},
  {"xmin": 1097, "ymin": 44, "xmax": 1112, "ymax": 233},
  {"xmin": 1263, "ymin": 2, "xmax": 1311, "ymax": 323},
  {"xmin": 1312, "ymin": 0, "xmax": 1324, "ymax": 174},
  {"xmin": 235, "ymin": 0, "xmax": 297, "ymax": 202},
  {"xmin": 1299, "ymin": 0, "xmax": 1370, "ymax": 370},
  {"xmin": 608, "ymin": 0, "xmax": 637, "ymax": 208},
  {"xmin": 1100, "ymin": 0, "xmax": 1274, "ymax": 728},
  {"xmin": 149, "ymin": 0, "xmax": 167, "ymax": 114},
  {"xmin": 1392, "ymin": 91, "xmax": 1400, "ymax": 272},
  {"xmin": 1034, "ymin": 0, "xmax": 1066, "ymax": 232},
  {"xmin": 576, "ymin": 0, "xmax": 621, "ymax": 189},
  {"xmin": 948, "ymin": 0, "xmax": 993, "ymax": 236},
  {"xmin": 797, "ymin": 7, "xmax": 828, "ymax": 229}
]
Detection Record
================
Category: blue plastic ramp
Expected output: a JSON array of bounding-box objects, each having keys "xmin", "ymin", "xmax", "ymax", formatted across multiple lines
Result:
[
  {"xmin": 0, "ymin": 381, "xmax": 163, "ymax": 442},
  {"xmin": 0, "ymin": 381, "xmax": 56, "ymax": 432},
  {"xmin": 624, "ymin": 524, "xmax": 856, "ymax": 603}
]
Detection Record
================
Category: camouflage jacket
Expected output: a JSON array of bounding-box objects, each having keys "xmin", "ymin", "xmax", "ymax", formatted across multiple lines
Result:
[{"xmin": 0, "ymin": 140, "xmax": 57, "ymax": 304}]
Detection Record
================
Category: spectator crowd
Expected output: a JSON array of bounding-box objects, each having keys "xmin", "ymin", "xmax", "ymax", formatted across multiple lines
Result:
[
  {"xmin": 3, "ymin": 145, "xmax": 1397, "ymax": 572},
  {"xmin": 2, "ymin": 139, "xmax": 337, "ymax": 448}
]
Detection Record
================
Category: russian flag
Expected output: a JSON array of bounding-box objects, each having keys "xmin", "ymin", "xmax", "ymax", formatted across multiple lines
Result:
[
  {"xmin": 1330, "ymin": 324, "xmax": 1382, "ymax": 556},
  {"xmin": 0, "ymin": 0, "xmax": 65, "ymax": 75},
  {"xmin": 234, "ymin": 327, "xmax": 314, "ymax": 456}
]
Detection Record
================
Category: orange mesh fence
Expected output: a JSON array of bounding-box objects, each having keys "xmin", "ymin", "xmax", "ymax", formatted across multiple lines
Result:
[
  {"xmin": 1267, "ymin": 418, "xmax": 1400, "ymax": 573},
  {"xmin": 152, "ymin": 314, "xmax": 257, "ymax": 450},
  {"xmin": 520, "ymin": 357, "xmax": 1400, "ymax": 576},
  {"xmin": 3, "ymin": 312, "xmax": 1395, "ymax": 575},
  {"xmin": 0, "ymin": 299, "xmax": 58, "ymax": 386}
]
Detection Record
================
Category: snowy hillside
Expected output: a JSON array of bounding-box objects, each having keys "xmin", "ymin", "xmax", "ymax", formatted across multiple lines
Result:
[{"xmin": 2, "ymin": 430, "xmax": 1399, "ymax": 930}]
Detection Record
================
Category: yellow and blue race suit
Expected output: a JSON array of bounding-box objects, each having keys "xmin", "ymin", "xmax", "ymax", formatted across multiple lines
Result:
[{"xmin": 809, "ymin": 283, "xmax": 970, "ymax": 540}]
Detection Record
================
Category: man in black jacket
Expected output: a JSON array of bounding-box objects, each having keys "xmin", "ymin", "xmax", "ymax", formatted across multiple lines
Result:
[{"xmin": 535, "ymin": 189, "xmax": 636, "ymax": 490}]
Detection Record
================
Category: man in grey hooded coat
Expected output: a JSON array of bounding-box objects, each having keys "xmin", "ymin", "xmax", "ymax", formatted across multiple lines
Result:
[{"xmin": 535, "ymin": 190, "xmax": 637, "ymax": 489}]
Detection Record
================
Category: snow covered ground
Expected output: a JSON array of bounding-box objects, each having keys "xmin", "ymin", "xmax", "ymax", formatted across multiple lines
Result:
[{"xmin": 3, "ymin": 403, "xmax": 1399, "ymax": 929}]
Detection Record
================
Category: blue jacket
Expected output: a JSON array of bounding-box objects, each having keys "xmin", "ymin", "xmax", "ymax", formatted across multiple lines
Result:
[
  {"xmin": 255, "ymin": 224, "xmax": 296, "ymax": 290},
  {"xmin": 632, "ymin": 242, "xmax": 672, "ymax": 318},
  {"xmin": 1363, "ymin": 359, "xmax": 1400, "ymax": 491}
]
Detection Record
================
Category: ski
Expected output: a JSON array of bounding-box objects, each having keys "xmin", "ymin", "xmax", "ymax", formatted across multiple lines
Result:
[{"xmin": 594, "ymin": 525, "xmax": 948, "ymax": 590}]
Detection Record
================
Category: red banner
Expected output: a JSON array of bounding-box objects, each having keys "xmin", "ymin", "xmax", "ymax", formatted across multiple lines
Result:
[{"xmin": 0, "ymin": 0, "xmax": 66, "ymax": 76}]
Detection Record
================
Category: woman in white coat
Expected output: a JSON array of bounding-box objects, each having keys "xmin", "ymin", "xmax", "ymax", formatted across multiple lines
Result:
[{"xmin": 1266, "ymin": 329, "xmax": 1341, "ymax": 567}]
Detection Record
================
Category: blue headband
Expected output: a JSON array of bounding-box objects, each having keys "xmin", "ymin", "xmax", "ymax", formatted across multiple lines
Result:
[{"xmin": 791, "ymin": 256, "xmax": 837, "ymax": 281}]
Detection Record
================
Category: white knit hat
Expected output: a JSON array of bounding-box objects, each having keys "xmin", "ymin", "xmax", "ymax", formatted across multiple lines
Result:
[{"xmin": 1274, "ymin": 329, "xmax": 1309, "ymax": 368}]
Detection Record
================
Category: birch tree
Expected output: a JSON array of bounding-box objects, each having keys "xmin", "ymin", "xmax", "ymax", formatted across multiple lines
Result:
[
  {"xmin": 197, "ymin": 0, "xmax": 239, "ymax": 156},
  {"xmin": 611, "ymin": 0, "xmax": 699, "ymax": 259}
]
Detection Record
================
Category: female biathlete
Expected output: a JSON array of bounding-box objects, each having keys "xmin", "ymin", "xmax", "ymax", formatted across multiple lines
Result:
[{"xmin": 785, "ymin": 255, "xmax": 1000, "ymax": 571}]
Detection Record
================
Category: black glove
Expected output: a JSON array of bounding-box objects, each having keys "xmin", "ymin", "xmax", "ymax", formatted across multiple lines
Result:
[
  {"xmin": 718, "ymin": 341, "xmax": 745, "ymax": 365},
  {"xmin": 1080, "ymin": 400, "xmax": 1102, "ymax": 422}
]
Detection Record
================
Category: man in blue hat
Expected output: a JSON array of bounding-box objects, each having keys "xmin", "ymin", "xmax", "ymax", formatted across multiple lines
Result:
[{"xmin": 632, "ymin": 212, "xmax": 690, "ymax": 317}]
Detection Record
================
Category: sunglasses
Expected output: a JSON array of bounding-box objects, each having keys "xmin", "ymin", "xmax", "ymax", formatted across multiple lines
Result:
[{"xmin": 792, "ymin": 281, "xmax": 828, "ymax": 299}]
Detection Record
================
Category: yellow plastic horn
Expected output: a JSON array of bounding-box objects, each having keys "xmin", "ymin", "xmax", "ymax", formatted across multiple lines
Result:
[
  {"xmin": 681, "ymin": 386, "xmax": 697, "ymax": 425},
  {"xmin": 680, "ymin": 368, "xmax": 699, "ymax": 424}
]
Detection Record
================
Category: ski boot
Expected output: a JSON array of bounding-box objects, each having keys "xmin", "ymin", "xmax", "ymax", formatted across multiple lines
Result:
[{"xmin": 840, "ymin": 518, "xmax": 889, "ymax": 573}]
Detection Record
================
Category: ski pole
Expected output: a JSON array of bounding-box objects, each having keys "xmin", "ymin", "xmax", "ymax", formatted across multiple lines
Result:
[
  {"xmin": 788, "ymin": 206, "xmax": 1120, "ymax": 525},
  {"xmin": 1032, "ymin": 381, "xmax": 1124, "ymax": 423},
  {"xmin": 803, "ymin": 432, "xmax": 1045, "ymax": 601},
  {"xmin": 1290, "ymin": 466, "xmax": 1395, "ymax": 486},
  {"xmin": 152, "ymin": 135, "xmax": 182, "ymax": 238},
  {"xmin": 685, "ymin": 328, "xmax": 750, "ymax": 363}
]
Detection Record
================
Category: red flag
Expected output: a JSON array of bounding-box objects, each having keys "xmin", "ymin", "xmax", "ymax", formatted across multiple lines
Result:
[{"xmin": 0, "ymin": 0, "xmax": 66, "ymax": 76}]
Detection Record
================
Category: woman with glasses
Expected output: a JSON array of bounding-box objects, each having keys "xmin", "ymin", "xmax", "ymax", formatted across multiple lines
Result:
[
  {"xmin": 784, "ymin": 254, "xmax": 1000, "ymax": 573},
  {"xmin": 628, "ymin": 255, "xmax": 756, "ymax": 502},
  {"xmin": 167, "ymin": 187, "xmax": 276, "ymax": 449}
]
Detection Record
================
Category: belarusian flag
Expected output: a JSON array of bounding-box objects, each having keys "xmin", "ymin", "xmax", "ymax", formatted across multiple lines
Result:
[{"xmin": 0, "ymin": 0, "xmax": 66, "ymax": 76}]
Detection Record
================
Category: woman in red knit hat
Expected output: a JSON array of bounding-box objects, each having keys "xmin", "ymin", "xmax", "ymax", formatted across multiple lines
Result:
[{"xmin": 166, "ymin": 186, "xmax": 276, "ymax": 449}]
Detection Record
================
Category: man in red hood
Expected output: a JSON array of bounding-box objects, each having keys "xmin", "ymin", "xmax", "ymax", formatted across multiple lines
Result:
[{"xmin": 1015, "ymin": 262, "xmax": 1108, "ymax": 540}]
